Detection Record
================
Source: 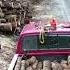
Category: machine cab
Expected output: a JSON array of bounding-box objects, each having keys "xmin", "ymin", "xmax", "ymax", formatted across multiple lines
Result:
[{"xmin": 16, "ymin": 21, "xmax": 70, "ymax": 60}]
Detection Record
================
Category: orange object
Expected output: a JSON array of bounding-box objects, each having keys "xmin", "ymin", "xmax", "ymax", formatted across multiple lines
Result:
[{"xmin": 50, "ymin": 19, "xmax": 57, "ymax": 30}]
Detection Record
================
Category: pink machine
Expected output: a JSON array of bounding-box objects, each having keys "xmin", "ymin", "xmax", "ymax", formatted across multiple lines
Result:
[{"xmin": 8, "ymin": 20, "xmax": 70, "ymax": 70}]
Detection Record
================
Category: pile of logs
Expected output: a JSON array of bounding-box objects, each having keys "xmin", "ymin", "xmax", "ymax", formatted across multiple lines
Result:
[
  {"xmin": 14, "ymin": 56, "xmax": 70, "ymax": 70},
  {"xmin": 0, "ymin": 0, "xmax": 20, "ymax": 31},
  {"xmin": 0, "ymin": 0, "xmax": 33, "ymax": 32}
]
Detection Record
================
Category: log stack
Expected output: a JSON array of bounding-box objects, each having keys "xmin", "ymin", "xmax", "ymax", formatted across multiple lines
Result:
[
  {"xmin": 0, "ymin": 23, "xmax": 12, "ymax": 31},
  {"xmin": 0, "ymin": 0, "xmax": 33, "ymax": 32},
  {"xmin": 0, "ymin": 0, "xmax": 21, "ymax": 32},
  {"xmin": 0, "ymin": 1, "xmax": 11, "ymax": 31},
  {"xmin": 14, "ymin": 56, "xmax": 70, "ymax": 70}
]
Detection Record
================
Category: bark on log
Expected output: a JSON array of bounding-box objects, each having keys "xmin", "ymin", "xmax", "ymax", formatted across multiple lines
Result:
[
  {"xmin": 6, "ymin": 15, "xmax": 18, "ymax": 32},
  {"xmin": 0, "ymin": 23, "xmax": 12, "ymax": 31},
  {"xmin": 25, "ymin": 59, "xmax": 30, "ymax": 67},
  {"xmin": 37, "ymin": 62, "xmax": 42, "ymax": 70},
  {"xmin": 26, "ymin": 56, "xmax": 37, "ymax": 66},
  {"xmin": 3, "ymin": 1, "xmax": 13, "ymax": 8},
  {"xmin": 32, "ymin": 60, "xmax": 38, "ymax": 70},
  {"xmin": 13, "ymin": 3, "xmax": 21, "ymax": 9},
  {"xmin": 52, "ymin": 61, "xmax": 63, "ymax": 70},
  {"xmin": 20, "ymin": 60, "xmax": 26, "ymax": 70},
  {"xmin": 61, "ymin": 60, "xmax": 68, "ymax": 69},
  {"xmin": 5, "ymin": 15, "xmax": 17, "ymax": 22},
  {"xmin": 0, "ymin": 19, "xmax": 6, "ymax": 23},
  {"xmin": 26, "ymin": 66, "xmax": 33, "ymax": 70},
  {"xmin": 0, "ymin": 8, "xmax": 2, "ymax": 12},
  {"xmin": 16, "ymin": 15, "xmax": 21, "ymax": 26},
  {"xmin": 43, "ymin": 60, "xmax": 51, "ymax": 70},
  {"xmin": 61, "ymin": 60, "xmax": 70, "ymax": 70},
  {"xmin": 0, "ymin": 12, "xmax": 4, "ymax": 18},
  {"xmin": 0, "ymin": 1, "xmax": 2, "ymax": 7},
  {"xmin": 68, "ymin": 56, "xmax": 70, "ymax": 65}
]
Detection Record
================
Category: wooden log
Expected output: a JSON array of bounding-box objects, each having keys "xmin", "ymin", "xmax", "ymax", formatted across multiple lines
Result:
[
  {"xmin": 0, "ymin": 23, "xmax": 12, "ymax": 31},
  {"xmin": 61, "ymin": 60, "xmax": 68, "ymax": 70},
  {"xmin": 61, "ymin": 59, "xmax": 70, "ymax": 70},
  {"xmin": 37, "ymin": 62, "xmax": 43, "ymax": 70},
  {"xmin": 68, "ymin": 64, "xmax": 70, "ymax": 70},
  {"xmin": 2, "ymin": 8, "xmax": 7, "ymax": 13},
  {"xmin": 29, "ymin": 56, "xmax": 37, "ymax": 64},
  {"xmin": 21, "ymin": 2, "xmax": 28, "ymax": 7},
  {"xmin": 5, "ymin": 11, "xmax": 13, "ymax": 15},
  {"xmin": 52, "ymin": 61, "xmax": 63, "ymax": 70},
  {"xmin": 26, "ymin": 66, "xmax": 33, "ymax": 70},
  {"xmin": 32, "ymin": 60, "xmax": 38, "ymax": 70},
  {"xmin": 0, "ymin": 12, "xmax": 4, "ymax": 18},
  {"xmin": 59, "ymin": 62, "xmax": 63, "ymax": 70},
  {"xmin": 3, "ymin": 1, "xmax": 13, "ymax": 8},
  {"xmin": 0, "ymin": 7, "xmax": 2, "ymax": 12},
  {"xmin": 43, "ymin": 60, "xmax": 51, "ymax": 70},
  {"xmin": 13, "ymin": 3, "xmax": 21, "ymax": 9},
  {"xmin": 0, "ymin": 19, "xmax": 6, "ymax": 23},
  {"xmin": 26, "ymin": 56, "xmax": 37, "ymax": 66},
  {"xmin": 14, "ymin": 57, "xmax": 21, "ymax": 70},
  {"xmin": 0, "ymin": 44, "xmax": 1, "ymax": 49},
  {"xmin": 5, "ymin": 15, "xmax": 17, "ymax": 22},
  {"xmin": 16, "ymin": 0, "xmax": 20, "ymax": 2},
  {"xmin": 0, "ymin": 1, "xmax": 2, "ymax": 7},
  {"xmin": 25, "ymin": 59, "xmax": 30, "ymax": 67},
  {"xmin": 5, "ymin": 15, "xmax": 18, "ymax": 32},
  {"xmin": 20, "ymin": 60, "xmax": 26, "ymax": 70},
  {"xmin": 16, "ymin": 15, "xmax": 21, "ymax": 26},
  {"xmin": 68, "ymin": 56, "xmax": 70, "ymax": 65}
]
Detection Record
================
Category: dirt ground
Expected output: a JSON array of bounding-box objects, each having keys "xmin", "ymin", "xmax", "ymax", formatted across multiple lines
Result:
[
  {"xmin": 33, "ymin": 0, "xmax": 70, "ymax": 22},
  {"xmin": 0, "ymin": 34, "xmax": 17, "ymax": 70}
]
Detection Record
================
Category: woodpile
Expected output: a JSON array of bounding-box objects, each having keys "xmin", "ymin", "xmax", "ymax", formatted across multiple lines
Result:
[
  {"xmin": 14, "ymin": 56, "xmax": 70, "ymax": 70},
  {"xmin": 0, "ymin": 0, "xmax": 33, "ymax": 32},
  {"xmin": 0, "ymin": 23, "xmax": 12, "ymax": 31},
  {"xmin": 0, "ymin": 18, "xmax": 6, "ymax": 23}
]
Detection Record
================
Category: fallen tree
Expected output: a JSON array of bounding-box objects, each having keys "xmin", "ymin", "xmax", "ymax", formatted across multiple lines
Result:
[{"xmin": 0, "ymin": 23, "xmax": 12, "ymax": 31}]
